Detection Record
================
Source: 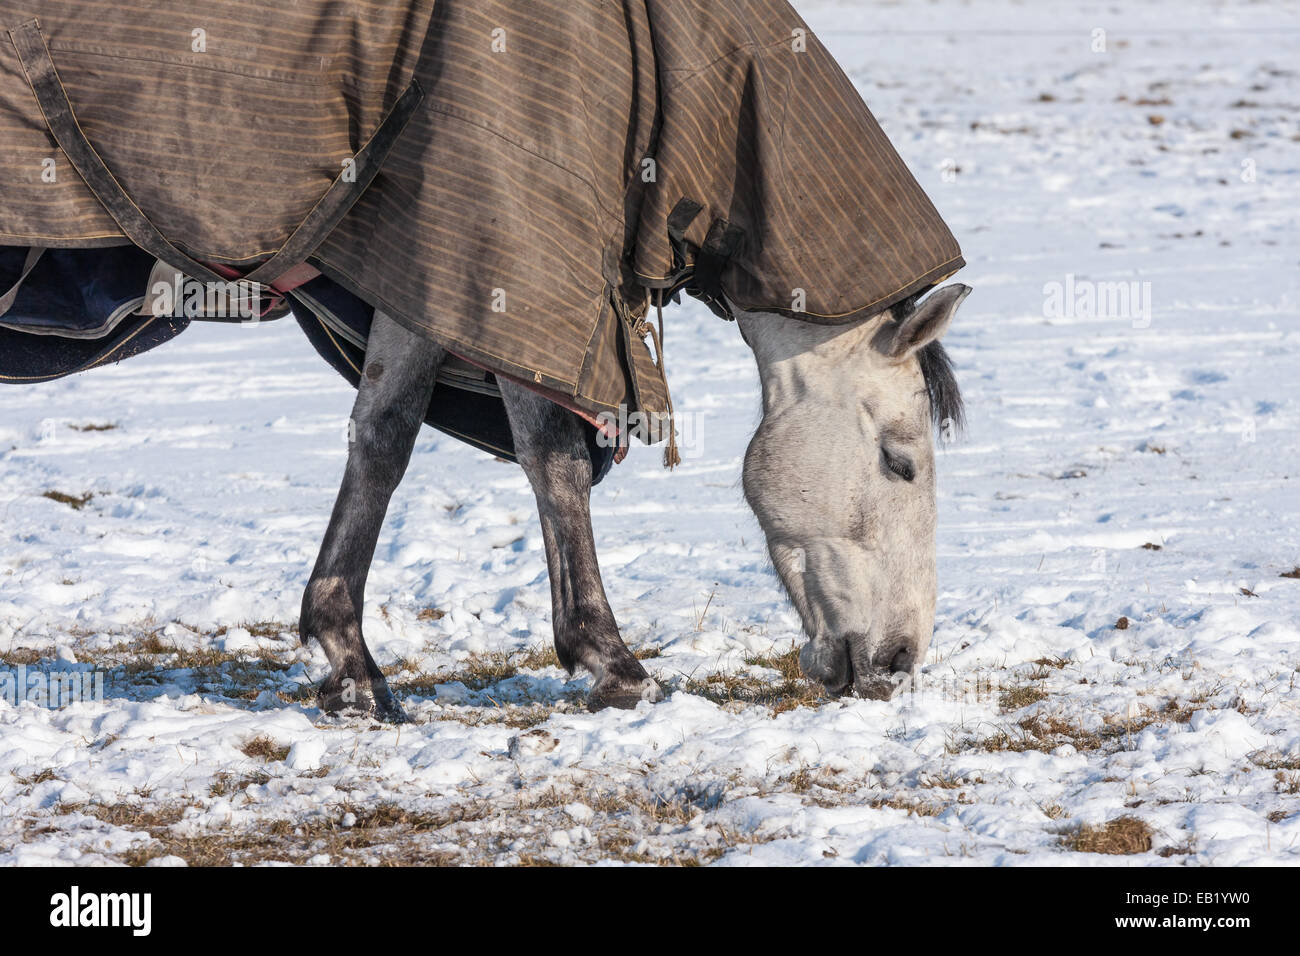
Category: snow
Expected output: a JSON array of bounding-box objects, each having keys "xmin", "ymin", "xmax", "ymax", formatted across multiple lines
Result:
[{"xmin": 2, "ymin": 0, "xmax": 1299, "ymax": 865}]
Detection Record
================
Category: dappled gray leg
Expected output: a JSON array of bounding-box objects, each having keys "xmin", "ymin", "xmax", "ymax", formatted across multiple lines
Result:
[
  {"xmin": 498, "ymin": 381, "xmax": 662, "ymax": 711},
  {"xmin": 301, "ymin": 310, "xmax": 444, "ymax": 721}
]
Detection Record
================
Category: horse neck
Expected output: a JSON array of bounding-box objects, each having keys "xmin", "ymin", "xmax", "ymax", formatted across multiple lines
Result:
[{"xmin": 736, "ymin": 309, "xmax": 890, "ymax": 418}]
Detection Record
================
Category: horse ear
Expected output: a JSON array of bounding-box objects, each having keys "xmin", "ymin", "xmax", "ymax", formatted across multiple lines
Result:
[{"xmin": 874, "ymin": 283, "xmax": 970, "ymax": 361}]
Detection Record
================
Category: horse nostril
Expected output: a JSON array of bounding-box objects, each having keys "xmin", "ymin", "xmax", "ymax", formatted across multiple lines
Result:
[{"xmin": 887, "ymin": 647, "xmax": 911, "ymax": 674}]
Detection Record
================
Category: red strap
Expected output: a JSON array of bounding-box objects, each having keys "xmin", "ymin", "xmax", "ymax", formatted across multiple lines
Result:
[{"xmin": 202, "ymin": 261, "xmax": 322, "ymax": 318}]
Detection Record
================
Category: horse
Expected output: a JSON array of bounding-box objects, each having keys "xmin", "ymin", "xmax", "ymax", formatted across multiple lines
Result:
[
  {"xmin": 300, "ymin": 283, "xmax": 968, "ymax": 720},
  {"xmin": 0, "ymin": 0, "xmax": 969, "ymax": 719}
]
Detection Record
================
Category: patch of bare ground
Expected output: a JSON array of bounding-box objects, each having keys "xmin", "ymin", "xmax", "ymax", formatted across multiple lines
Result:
[
  {"xmin": 89, "ymin": 781, "xmax": 787, "ymax": 866},
  {"xmin": 1061, "ymin": 816, "xmax": 1154, "ymax": 855},
  {"xmin": 961, "ymin": 697, "xmax": 1206, "ymax": 755},
  {"xmin": 429, "ymin": 702, "xmax": 575, "ymax": 729},
  {"xmin": 387, "ymin": 643, "xmax": 661, "ymax": 714},
  {"xmin": 677, "ymin": 646, "xmax": 825, "ymax": 714},
  {"xmin": 71, "ymin": 631, "xmax": 301, "ymax": 702},
  {"xmin": 111, "ymin": 800, "xmax": 491, "ymax": 866},
  {"xmin": 390, "ymin": 644, "xmax": 579, "ymax": 694}
]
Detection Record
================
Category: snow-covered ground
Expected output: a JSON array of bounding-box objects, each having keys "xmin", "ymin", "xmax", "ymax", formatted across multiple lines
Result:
[{"xmin": 2, "ymin": 0, "xmax": 1298, "ymax": 865}]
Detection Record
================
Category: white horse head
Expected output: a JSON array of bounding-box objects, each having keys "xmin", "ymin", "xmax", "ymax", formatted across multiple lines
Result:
[{"xmin": 738, "ymin": 283, "xmax": 970, "ymax": 699}]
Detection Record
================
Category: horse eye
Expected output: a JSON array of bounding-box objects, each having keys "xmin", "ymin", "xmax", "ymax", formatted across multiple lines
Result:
[{"xmin": 882, "ymin": 449, "xmax": 916, "ymax": 482}]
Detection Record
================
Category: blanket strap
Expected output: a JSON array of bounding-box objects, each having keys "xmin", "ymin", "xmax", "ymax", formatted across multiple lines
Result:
[
  {"xmin": 633, "ymin": 289, "xmax": 680, "ymax": 469},
  {"xmin": 663, "ymin": 198, "xmax": 744, "ymax": 321},
  {"xmin": 0, "ymin": 246, "xmax": 45, "ymax": 319},
  {"xmin": 8, "ymin": 18, "xmax": 424, "ymax": 291}
]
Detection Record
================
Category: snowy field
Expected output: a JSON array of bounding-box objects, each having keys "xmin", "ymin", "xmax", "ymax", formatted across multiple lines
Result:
[{"xmin": 2, "ymin": 0, "xmax": 1298, "ymax": 865}]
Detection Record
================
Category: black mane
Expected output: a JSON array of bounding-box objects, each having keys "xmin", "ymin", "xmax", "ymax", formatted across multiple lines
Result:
[{"xmin": 918, "ymin": 340, "xmax": 964, "ymax": 435}]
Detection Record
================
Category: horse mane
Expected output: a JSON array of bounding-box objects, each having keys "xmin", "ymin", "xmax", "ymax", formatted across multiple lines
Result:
[{"xmin": 918, "ymin": 340, "xmax": 964, "ymax": 436}]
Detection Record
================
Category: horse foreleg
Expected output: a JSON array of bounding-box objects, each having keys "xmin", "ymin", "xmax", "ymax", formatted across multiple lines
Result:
[
  {"xmin": 301, "ymin": 310, "xmax": 444, "ymax": 721},
  {"xmin": 498, "ymin": 381, "xmax": 662, "ymax": 711}
]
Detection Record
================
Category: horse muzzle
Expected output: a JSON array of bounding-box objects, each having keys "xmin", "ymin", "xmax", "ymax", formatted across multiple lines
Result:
[{"xmin": 799, "ymin": 633, "xmax": 915, "ymax": 700}]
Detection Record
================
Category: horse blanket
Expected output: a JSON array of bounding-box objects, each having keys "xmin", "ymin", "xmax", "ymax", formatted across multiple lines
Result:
[{"xmin": 0, "ymin": 0, "xmax": 963, "ymax": 466}]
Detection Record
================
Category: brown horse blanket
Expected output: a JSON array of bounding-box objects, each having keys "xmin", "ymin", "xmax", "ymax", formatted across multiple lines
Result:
[{"xmin": 0, "ymin": 0, "xmax": 963, "ymax": 454}]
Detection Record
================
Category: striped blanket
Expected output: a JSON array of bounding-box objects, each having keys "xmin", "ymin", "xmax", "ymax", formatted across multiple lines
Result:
[{"xmin": 0, "ymin": 0, "xmax": 962, "ymax": 459}]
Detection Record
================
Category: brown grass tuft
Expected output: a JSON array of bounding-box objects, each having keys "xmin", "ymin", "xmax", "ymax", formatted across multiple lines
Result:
[
  {"xmin": 1062, "ymin": 816, "xmax": 1153, "ymax": 855},
  {"xmin": 999, "ymin": 685, "xmax": 1049, "ymax": 712},
  {"xmin": 0, "ymin": 647, "xmax": 49, "ymax": 666},
  {"xmin": 685, "ymin": 652, "xmax": 824, "ymax": 714},
  {"xmin": 42, "ymin": 490, "xmax": 94, "ymax": 510},
  {"xmin": 240, "ymin": 736, "xmax": 290, "ymax": 762}
]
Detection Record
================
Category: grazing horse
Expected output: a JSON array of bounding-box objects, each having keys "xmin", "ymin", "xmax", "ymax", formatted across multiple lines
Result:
[
  {"xmin": 0, "ymin": 0, "xmax": 969, "ymax": 719},
  {"xmin": 307, "ymin": 283, "xmax": 968, "ymax": 720}
]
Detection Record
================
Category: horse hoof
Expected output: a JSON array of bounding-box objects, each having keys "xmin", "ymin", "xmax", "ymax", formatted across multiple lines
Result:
[
  {"xmin": 319, "ymin": 678, "xmax": 410, "ymax": 723},
  {"xmin": 588, "ymin": 676, "xmax": 663, "ymax": 712},
  {"xmin": 372, "ymin": 694, "xmax": 411, "ymax": 724}
]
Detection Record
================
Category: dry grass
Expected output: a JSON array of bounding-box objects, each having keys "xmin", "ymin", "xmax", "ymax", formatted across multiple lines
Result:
[
  {"xmin": 116, "ymin": 799, "xmax": 492, "ymax": 867},
  {"xmin": 1273, "ymin": 772, "xmax": 1300, "ymax": 795},
  {"xmin": 389, "ymin": 642, "xmax": 657, "ymax": 706},
  {"xmin": 966, "ymin": 698, "xmax": 1203, "ymax": 755},
  {"xmin": 684, "ymin": 671, "xmax": 823, "ymax": 715},
  {"xmin": 81, "ymin": 802, "xmax": 191, "ymax": 830},
  {"xmin": 430, "ymin": 702, "xmax": 570, "ymax": 729},
  {"xmin": 1157, "ymin": 838, "xmax": 1197, "ymax": 858},
  {"xmin": 671, "ymin": 645, "xmax": 825, "ymax": 715},
  {"xmin": 999, "ymin": 685, "xmax": 1049, "ymax": 712},
  {"xmin": 1062, "ymin": 816, "xmax": 1154, "ymax": 855},
  {"xmin": 99, "ymin": 782, "xmax": 779, "ymax": 867},
  {"xmin": 918, "ymin": 773, "xmax": 985, "ymax": 791},
  {"xmin": 391, "ymin": 645, "xmax": 566, "ymax": 696},
  {"xmin": 1251, "ymin": 751, "xmax": 1300, "ymax": 771},
  {"xmin": 208, "ymin": 771, "xmax": 272, "ymax": 797},
  {"xmin": 240, "ymin": 736, "xmax": 290, "ymax": 762},
  {"xmin": 13, "ymin": 768, "xmax": 60, "ymax": 788},
  {"xmin": 0, "ymin": 647, "xmax": 48, "ymax": 666},
  {"xmin": 42, "ymin": 490, "xmax": 94, "ymax": 510},
  {"xmin": 868, "ymin": 795, "xmax": 949, "ymax": 817},
  {"xmin": 0, "ymin": 629, "xmax": 308, "ymax": 708}
]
